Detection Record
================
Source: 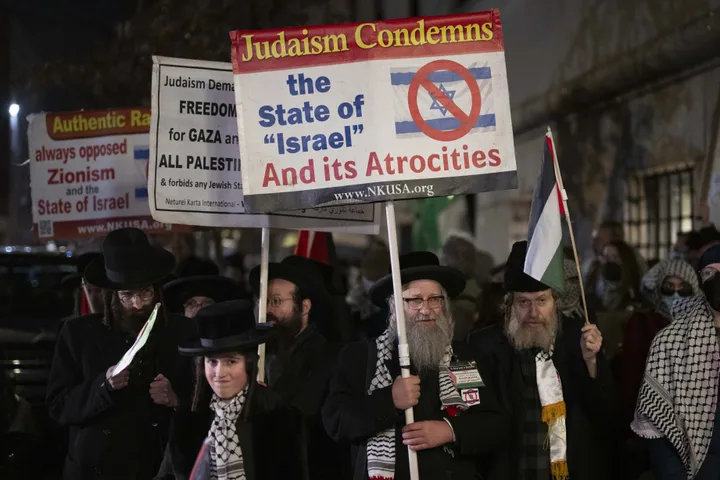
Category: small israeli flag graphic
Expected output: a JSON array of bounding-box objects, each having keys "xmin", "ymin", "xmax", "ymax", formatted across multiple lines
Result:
[
  {"xmin": 390, "ymin": 61, "xmax": 495, "ymax": 138},
  {"xmin": 134, "ymin": 145, "xmax": 150, "ymax": 199}
]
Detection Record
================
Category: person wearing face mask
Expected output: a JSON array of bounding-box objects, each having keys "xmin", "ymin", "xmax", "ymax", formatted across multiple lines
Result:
[
  {"xmin": 631, "ymin": 245, "xmax": 720, "ymax": 480},
  {"xmin": 587, "ymin": 240, "xmax": 645, "ymax": 362},
  {"xmin": 612, "ymin": 260, "xmax": 699, "ymax": 477}
]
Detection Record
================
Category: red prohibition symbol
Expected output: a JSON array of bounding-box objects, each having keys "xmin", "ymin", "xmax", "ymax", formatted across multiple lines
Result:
[{"xmin": 407, "ymin": 59, "xmax": 482, "ymax": 142}]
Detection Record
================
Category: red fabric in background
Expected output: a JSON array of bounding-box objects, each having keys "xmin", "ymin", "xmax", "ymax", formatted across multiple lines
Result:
[
  {"xmin": 294, "ymin": 230, "xmax": 329, "ymax": 264},
  {"xmin": 81, "ymin": 289, "xmax": 91, "ymax": 315}
]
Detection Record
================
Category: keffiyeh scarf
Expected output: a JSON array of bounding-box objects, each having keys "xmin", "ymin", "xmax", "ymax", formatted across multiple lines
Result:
[
  {"xmin": 535, "ymin": 349, "xmax": 568, "ymax": 480},
  {"xmin": 632, "ymin": 296, "xmax": 720, "ymax": 478},
  {"xmin": 208, "ymin": 388, "xmax": 248, "ymax": 480},
  {"xmin": 558, "ymin": 258, "xmax": 582, "ymax": 319},
  {"xmin": 366, "ymin": 329, "xmax": 469, "ymax": 480},
  {"xmin": 640, "ymin": 259, "xmax": 699, "ymax": 319}
]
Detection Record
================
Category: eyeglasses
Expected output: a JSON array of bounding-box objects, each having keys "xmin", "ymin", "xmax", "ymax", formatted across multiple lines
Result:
[
  {"xmin": 660, "ymin": 284, "xmax": 694, "ymax": 297},
  {"xmin": 118, "ymin": 287, "xmax": 154, "ymax": 305},
  {"xmin": 403, "ymin": 295, "xmax": 444, "ymax": 311},
  {"xmin": 268, "ymin": 296, "xmax": 294, "ymax": 309}
]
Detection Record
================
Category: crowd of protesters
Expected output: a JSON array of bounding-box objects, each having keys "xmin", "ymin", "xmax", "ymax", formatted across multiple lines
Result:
[{"xmin": 12, "ymin": 221, "xmax": 719, "ymax": 480}]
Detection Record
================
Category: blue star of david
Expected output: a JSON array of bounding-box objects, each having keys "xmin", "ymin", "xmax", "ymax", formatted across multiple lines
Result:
[{"xmin": 428, "ymin": 83, "xmax": 456, "ymax": 116}]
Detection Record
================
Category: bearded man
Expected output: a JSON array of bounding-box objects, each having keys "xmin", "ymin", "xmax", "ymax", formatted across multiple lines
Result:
[
  {"xmin": 323, "ymin": 252, "xmax": 507, "ymax": 480},
  {"xmin": 248, "ymin": 255, "xmax": 344, "ymax": 480},
  {"xmin": 47, "ymin": 228, "xmax": 191, "ymax": 480},
  {"xmin": 470, "ymin": 241, "xmax": 621, "ymax": 480}
]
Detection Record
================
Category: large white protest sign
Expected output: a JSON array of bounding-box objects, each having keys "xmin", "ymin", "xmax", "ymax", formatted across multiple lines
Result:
[
  {"xmin": 28, "ymin": 108, "xmax": 179, "ymax": 239},
  {"xmin": 230, "ymin": 11, "xmax": 518, "ymax": 213},
  {"xmin": 149, "ymin": 56, "xmax": 380, "ymax": 234}
]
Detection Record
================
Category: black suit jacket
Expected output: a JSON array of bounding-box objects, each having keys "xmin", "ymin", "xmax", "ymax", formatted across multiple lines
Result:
[
  {"xmin": 469, "ymin": 318, "xmax": 623, "ymax": 480},
  {"xmin": 322, "ymin": 338, "xmax": 508, "ymax": 480},
  {"xmin": 46, "ymin": 313, "xmax": 191, "ymax": 480}
]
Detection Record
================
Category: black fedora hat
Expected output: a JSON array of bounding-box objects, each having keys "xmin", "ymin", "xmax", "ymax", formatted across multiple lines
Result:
[
  {"xmin": 163, "ymin": 275, "xmax": 245, "ymax": 313},
  {"xmin": 369, "ymin": 251, "xmax": 465, "ymax": 307},
  {"xmin": 178, "ymin": 300, "xmax": 274, "ymax": 356},
  {"xmin": 249, "ymin": 255, "xmax": 332, "ymax": 310},
  {"xmin": 504, "ymin": 241, "xmax": 551, "ymax": 293},
  {"xmin": 84, "ymin": 228, "xmax": 175, "ymax": 290}
]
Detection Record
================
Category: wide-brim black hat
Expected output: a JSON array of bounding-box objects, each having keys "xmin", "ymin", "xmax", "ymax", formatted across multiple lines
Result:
[
  {"xmin": 369, "ymin": 251, "xmax": 465, "ymax": 307},
  {"xmin": 163, "ymin": 275, "xmax": 244, "ymax": 313},
  {"xmin": 504, "ymin": 241, "xmax": 551, "ymax": 293},
  {"xmin": 249, "ymin": 255, "xmax": 332, "ymax": 312},
  {"xmin": 179, "ymin": 299, "xmax": 274, "ymax": 356},
  {"xmin": 85, "ymin": 228, "xmax": 175, "ymax": 290}
]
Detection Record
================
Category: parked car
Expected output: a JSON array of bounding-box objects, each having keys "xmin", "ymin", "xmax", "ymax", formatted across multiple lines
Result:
[{"xmin": 0, "ymin": 250, "xmax": 77, "ymax": 478}]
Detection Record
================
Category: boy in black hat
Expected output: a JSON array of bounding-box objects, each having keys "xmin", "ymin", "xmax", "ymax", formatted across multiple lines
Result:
[
  {"xmin": 47, "ymin": 228, "xmax": 191, "ymax": 480},
  {"xmin": 469, "ymin": 241, "xmax": 621, "ymax": 480},
  {"xmin": 163, "ymin": 275, "xmax": 244, "ymax": 319},
  {"xmin": 323, "ymin": 251, "xmax": 507, "ymax": 480},
  {"xmin": 248, "ymin": 255, "xmax": 345, "ymax": 479},
  {"xmin": 157, "ymin": 300, "xmax": 303, "ymax": 480}
]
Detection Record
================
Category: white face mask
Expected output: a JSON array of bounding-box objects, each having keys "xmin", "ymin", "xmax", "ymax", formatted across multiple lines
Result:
[{"xmin": 662, "ymin": 293, "xmax": 681, "ymax": 313}]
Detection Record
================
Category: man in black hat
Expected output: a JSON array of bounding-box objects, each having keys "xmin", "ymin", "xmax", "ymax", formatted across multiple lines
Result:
[
  {"xmin": 469, "ymin": 241, "xmax": 621, "ymax": 480},
  {"xmin": 163, "ymin": 275, "xmax": 244, "ymax": 319},
  {"xmin": 47, "ymin": 228, "xmax": 191, "ymax": 480},
  {"xmin": 323, "ymin": 251, "xmax": 507, "ymax": 480},
  {"xmin": 248, "ymin": 255, "xmax": 345, "ymax": 479}
]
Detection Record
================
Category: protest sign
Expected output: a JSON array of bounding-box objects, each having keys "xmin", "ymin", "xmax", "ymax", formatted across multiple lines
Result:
[
  {"xmin": 149, "ymin": 56, "xmax": 380, "ymax": 234},
  {"xmin": 231, "ymin": 10, "xmax": 518, "ymax": 213},
  {"xmin": 28, "ymin": 108, "xmax": 178, "ymax": 239}
]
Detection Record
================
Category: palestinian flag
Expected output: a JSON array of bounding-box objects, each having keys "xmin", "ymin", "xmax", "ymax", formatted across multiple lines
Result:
[{"xmin": 524, "ymin": 133, "xmax": 566, "ymax": 292}]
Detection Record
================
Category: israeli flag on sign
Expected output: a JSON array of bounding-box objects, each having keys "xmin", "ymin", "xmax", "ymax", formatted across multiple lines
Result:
[
  {"xmin": 391, "ymin": 61, "xmax": 495, "ymax": 138},
  {"xmin": 134, "ymin": 145, "xmax": 149, "ymax": 199}
]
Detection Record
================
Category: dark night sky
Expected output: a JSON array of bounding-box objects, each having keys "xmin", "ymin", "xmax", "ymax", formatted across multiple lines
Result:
[{"xmin": 6, "ymin": 0, "xmax": 137, "ymax": 109}]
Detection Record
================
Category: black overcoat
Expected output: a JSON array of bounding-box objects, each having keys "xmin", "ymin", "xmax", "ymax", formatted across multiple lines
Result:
[
  {"xmin": 322, "ymin": 338, "xmax": 508, "ymax": 480},
  {"xmin": 46, "ymin": 313, "xmax": 191, "ymax": 480},
  {"xmin": 468, "ymin": 318, "xmax": 624, "ymax": 480}
]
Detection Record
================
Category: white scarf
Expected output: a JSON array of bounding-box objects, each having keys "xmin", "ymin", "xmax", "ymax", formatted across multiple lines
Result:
[
  {"xmin": 632, "ymin": 296, "xmax": 719, "ymax": 478},
  {"xmin": 209, "ymin": 388, "xmax": 248, "ymax": 480},
  {"xmin": 366, "ymin": 329, "xmax": 469, "ymax": 480},
  {"xmin": 536, "ymin": 349, "xmax": 569, "ymax": 480}
]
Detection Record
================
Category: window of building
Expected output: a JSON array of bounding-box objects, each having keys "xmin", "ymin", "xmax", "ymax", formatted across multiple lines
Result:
[{"xmin": 624, "ymin": 165, "xmax": 695, "ymax": 262}]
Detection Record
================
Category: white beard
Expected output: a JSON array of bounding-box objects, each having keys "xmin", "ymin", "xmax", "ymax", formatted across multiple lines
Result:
[
  {"xmin": 504, "ymin": 309, "xmax": 558, "ymax": 352},
  {"xmin": 389, "ymin": 310, "xmax": 453, "ymax": 372}
]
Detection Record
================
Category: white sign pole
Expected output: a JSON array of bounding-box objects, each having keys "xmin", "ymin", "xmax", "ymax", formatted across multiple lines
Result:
[
  {"xmin": 256, "ymin": 226, "xmax": 270, "ymax": 384},
  {"xmin": 384, "ymin": 201, "xmax": 420, "ymax": 480}
]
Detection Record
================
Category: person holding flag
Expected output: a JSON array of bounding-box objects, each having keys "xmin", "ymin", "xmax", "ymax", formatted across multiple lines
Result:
[
  {"xmin": 469, "ymin": 133, "xmax": 622, "ymax": 480},
  {"xmin": 323, "ymin": 252, "xmax": 507, "ymax": 480}
]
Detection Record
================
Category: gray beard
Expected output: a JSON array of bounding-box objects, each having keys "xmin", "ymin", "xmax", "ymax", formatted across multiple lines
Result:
[
  {"xmin": 504, "ymin": 309, "xmax": 558, "ymax": 352},
  {"xmin": 390, "ymin": 310, "xmax": 453, "ymax": 373}
]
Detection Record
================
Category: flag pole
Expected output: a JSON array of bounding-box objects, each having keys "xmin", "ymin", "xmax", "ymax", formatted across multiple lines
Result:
[
  {"xmin": 256, "ymin": 226, "xmax": 270, "ymax": 383},
  {"xmin": 547, "ymin": 127, "xmax": 591, "ymax": 326},
  {"xmin": 385, "ymin": 201, "xmax": 420, "ymax": 480}
]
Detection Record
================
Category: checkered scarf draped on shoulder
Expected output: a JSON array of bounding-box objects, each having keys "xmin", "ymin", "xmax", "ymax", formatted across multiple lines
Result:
[
  {"xmin": 640, "ymin": 259, "xmax": 699, "ymax": 318},
  {"xmin": 632, "ymin": 296, "xmax": 720, "ymax": 478},
  {"xmin": 366, "ymin": 328, "xmax": 469, "ymax": 480}
]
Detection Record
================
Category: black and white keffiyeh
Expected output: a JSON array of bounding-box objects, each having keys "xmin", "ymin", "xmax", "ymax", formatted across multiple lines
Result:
[
  {"xmin": 209, "ymin": 388, "xmax": 248, "ymax": 480},
  {"xmin": 558, "ymin": 258, "xmax": 582, "ymax": 319},
  {"xmin": 366, "ymin": 329, "xmax": 469, "ymax": 480},
  {"xmin": 640, "ymin": 259, "xmax": 699, "ymax": 318},
  {"xmin": 632, "ymin": 296, "xmax": 720, "ymax": 478}
]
